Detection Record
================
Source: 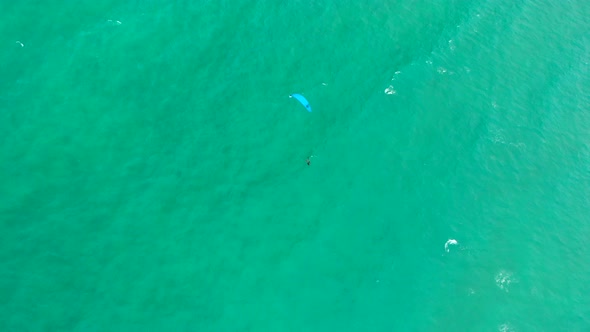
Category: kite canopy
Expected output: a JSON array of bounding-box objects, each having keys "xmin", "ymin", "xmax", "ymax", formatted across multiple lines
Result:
[{"xmin": 290, "ymin": 94, "xmax": 312, "ymax": 112}]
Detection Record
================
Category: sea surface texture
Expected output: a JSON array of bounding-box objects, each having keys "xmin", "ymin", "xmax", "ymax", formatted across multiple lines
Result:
[{"xmin": 1, "ymin": 0, "xmax": 589, "ymax": 331}]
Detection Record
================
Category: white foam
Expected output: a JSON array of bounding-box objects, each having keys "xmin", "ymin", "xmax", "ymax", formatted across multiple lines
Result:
[
  {"xmin": 444, "ymin": 239, "xmax": 458, "ymax": 252},
  {"xmin": 16, "ymin": 41, "xmax": 24, "ymax": 47},
  {"xmin": 498, "ymin": 323, "xmax": 515, "ymax": 331},
  {"xmin": 487, "ymin": 128, "xmax": 526, "ymax": 150},
  {"xmin": 495, "ymin": 270, "xmax": 516, "ymax": 292},
  {"xmin": 448, "ymin": 39, "xmax": 456, "ymax": 51},
  {"xmin": 384, "ymin": 85, "xmax": 396, "ymax": 95}
]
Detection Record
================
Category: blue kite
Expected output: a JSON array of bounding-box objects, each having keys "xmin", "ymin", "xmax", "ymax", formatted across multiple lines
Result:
[{"xmin": 290, "ymin": 94, "xmax": 312, "ymax": 112}]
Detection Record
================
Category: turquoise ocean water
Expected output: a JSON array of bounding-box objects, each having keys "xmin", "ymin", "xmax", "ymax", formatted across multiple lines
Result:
[{"xmin": 1, "ymin": 0, "xmax": 590, "ymax": 330}]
